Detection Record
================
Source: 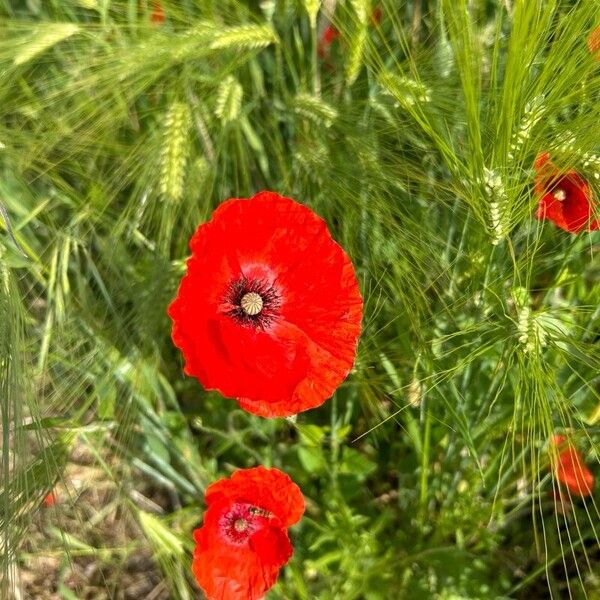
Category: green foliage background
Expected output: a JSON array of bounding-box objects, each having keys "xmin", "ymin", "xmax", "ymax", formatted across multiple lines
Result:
[{"xmin": 0, "ymin": 0, "xmax": 599, "ymax": 598}]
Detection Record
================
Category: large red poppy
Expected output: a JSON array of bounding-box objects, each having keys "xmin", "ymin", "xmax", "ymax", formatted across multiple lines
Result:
[
  {"xmin": 552, "ymin": 435, "xmax": 595, "ymax": 498},
  {"xmin": 534, "ymin": 153, "xmax": 599, "ymax": 233},
  {"xmin": 192, "ymin": 467, "xmax": 305, "ymax": 600},
  {"xmin": 168, "ymin": 191, "xmax": 363, "ymax": 418}
]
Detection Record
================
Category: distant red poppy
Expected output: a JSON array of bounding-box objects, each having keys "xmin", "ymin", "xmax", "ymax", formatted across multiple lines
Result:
[
  {"xmin": 371, "ymin": 6, "xmax": 383, "ymax": 25},
  {"xmin": 318, "ymin": 24, "xmax": 340, "ymax": 58},
  {"xmin": 318, "ymin": 6, "xmax": 382, "ymax": 58},
  {"xmin": 588, "ymin": 26, "xmax": 600, "ymax": 59},
  {"xmin": 552, "ymin": 435, "xmax": 595, "ymax": 498},
  {"xmin": 150, "ymin": 1, "xmax": 165, "ymax": 25},
  {"xmin": 534, "ymin": 152, "xmax": 599, "ymax": 233},
  {"xmin": 168, "ymin": 191, "xmax": 362, "ymax": 418},
  {"xmin": 192, "ymin": 467, "xmax": 304, "ymax": 600},
  {"xmin": 43, "ymin": 492, "xmax": 56, "ymax": 507}
]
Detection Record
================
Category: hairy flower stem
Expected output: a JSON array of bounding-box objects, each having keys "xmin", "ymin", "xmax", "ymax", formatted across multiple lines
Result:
[
  {"xmin": 419, "ymin": 400, "xmax": 432, "ymax": 525},
  {"xmin": 330, "ymin": 394, "xmax": 339, "ymax": 491}
]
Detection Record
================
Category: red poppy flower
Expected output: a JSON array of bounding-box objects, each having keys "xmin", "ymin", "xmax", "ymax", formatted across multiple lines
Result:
[
  {"xmin": 43, "ymin": 492, "xmax": 56, "ymax": 507},
  {"xmin": 534, "ymin": 152, "xmax": 599, "ymax": 233},
  {"xmin": 150, "ymin": 1, "xmax": 165, "ymax": 25},
  {"xmin": 318, "ymin": 7, "xmax": 382, "ymax": 58},
  {"xmin": 371, "ymin": 6, "xmax": 383, "ymax": 26},
  {"xmin": 192, "ymin": 467, "xmax": 305, "ymax": 600},
  {"xmin": 552, "ymin": 435, "xmax": 595, "ymax": 498},
  {"xmin": 588, "ymin": 26, "xmax": 600, "ymax": 60},
  {"xmin": 318, "ymin": 24, "xmax": 340, "ymax": 58},
  {"xmin": 168, "ymin": 191, "xmax": 363, "ymax": 418}
]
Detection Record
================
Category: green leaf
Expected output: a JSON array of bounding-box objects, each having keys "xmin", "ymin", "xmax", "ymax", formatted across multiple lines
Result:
[
  {"xmin": 298, "ymin": 446, "xmax": 326, "ymax": 474},
  {"xmin": 340, "ymin": 448, "xmax": 376, "ymax": 478}
]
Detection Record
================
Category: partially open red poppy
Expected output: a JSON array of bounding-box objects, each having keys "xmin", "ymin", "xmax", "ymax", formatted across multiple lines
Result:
[
  {"xmin": 588, "ymin": 26, "xmax": 600, "ymax": 60},
  {"xmin": 534, "ymin": 153, "xmax": 599, "ymax": 233},
  {"xmin": 168, "ymin": 191, "xmax": 363, "ymax": 418},
  {"xmin": 192, "ymin": 467, "xmax": 305, "ymax": 600},
  {"xmin": 552, "ymin": 435, "xmax": 595, "ymax": 498}
]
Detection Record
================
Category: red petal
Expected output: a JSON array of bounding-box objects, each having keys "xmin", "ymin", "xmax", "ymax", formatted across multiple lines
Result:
[
  {"xmin": 192, "ymin": 542, "xmax": 278, "ymax": 600},
  {"xmin": 536, "ymin": 193, "xmax": 569, "ymax": 231},
  {"xmin": 533, "ymin": 155, "xmax": 597, "ymax": 233},
  {"xmin": 205, "ymin": 467, "xmax": 305, "ymax": 527},
  {"xmin": 249, "ymin": 526, "xmax": 293, "ymax": 568},
  {"xmin": 557, "ymin": 447, "xmax": 595, "ymax": 497},
  {"xmin": 533, "ymin": 152, "xmax": 551, "ymax": 172},
  {"xmin": 150, "ymin": 1, "xmax": 165, "ymax": 24},
  {"xmin": 322, "ymin": 25, "xmax": 339, "ymax": 46},
  {"xmin": 588, "ymin": 26, "xmax": 600, "ymax": 58},
  {"xmin": 559, "ymin": 173, "xmax": 594, "ymax": 232}
]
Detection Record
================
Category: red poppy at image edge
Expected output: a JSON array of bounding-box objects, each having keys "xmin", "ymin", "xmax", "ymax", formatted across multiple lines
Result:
[
  {"xmin": 534, "ymin": 153, "xmax": 599, "ymax": 233},
  {"xmin": 168, "ymin": 191, "xmax": 363, "ymax": 418},
  {"xmin": 192, "ymin": 467, "xmax": 305, "ymax": 600},
  {"xmin": 138, "ymin": 1, "xmax": 165, "ymax": 24},
  {"xmin": 588, "ymin": 26, "xmax": 600, "ymax": 59},
  {"xmin": 552, "ymin": 435, "xmax": 595, "ymax": 498},
  {"xmin": 150, "ymin": 1, "xmax": 165, "ymax": 24}
]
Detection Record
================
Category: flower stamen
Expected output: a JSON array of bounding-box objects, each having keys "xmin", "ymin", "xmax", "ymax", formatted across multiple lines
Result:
[
  {"xmin": 240, "ymin": 292, "xmax": 263, "ymax": 316},
  {"xmin": 233, "ymin": 518, "xmax": 248, "ymax": 533},
  {"xmin": 224, "ymin": 277, "xmax": 280, "ymax": 329},
  {"xmin": 553, "ymin": 189, "xmax": 566, "ymax": 201}
]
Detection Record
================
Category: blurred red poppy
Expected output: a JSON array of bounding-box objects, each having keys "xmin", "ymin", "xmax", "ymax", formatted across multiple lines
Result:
[
  {"xmin": 43, "ymin": 492, "xmax": 56, "ymax": 507},
  {"xmin": 318, "ymin": 24, "xmax": 340, "ymax": 58},
  {"xmin": 168, "ymin": 191, "xmax": 363, "ymax": 418},
  {"xmin": 192, "ymin": 467, "xmax": 304, "ymax": 600},
  {"xmin": 552, "ymin": 435, "xmax": 595, "ymax": 498},
  {"xmin": 588, "ymin": 26, "xmax": 600, "ymax": 59},
  {"xmin": 371, "ymin": 6, "xmax": 383, "ymax": 25},
  {"xmin": 318, "ymin": 6, "xmax": 382, "ymax": 58},
  {"xmin": 150, "ymin": 1, "xmax": 165, "ymax": 25},
  {"xmin": 534, "ymin": 153, "xmax": 599, "ymax": 233}
]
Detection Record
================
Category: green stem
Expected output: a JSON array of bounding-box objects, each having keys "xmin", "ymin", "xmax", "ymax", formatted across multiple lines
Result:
[
  {"xmin": 330, "ymin": 394, "xmax": 339, "ymax": 490},
  {"xmin": 419, "ymin": 399, "xmax": 432, "ymax": 522},
  {"xmin": 311, "ymin": 22, "xmax": 320, "ymax": 96}
]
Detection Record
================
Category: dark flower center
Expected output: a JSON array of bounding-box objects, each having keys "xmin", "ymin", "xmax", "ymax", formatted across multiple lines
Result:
[
  {"xmin": 220, "ymin": 502, "xmax": 273, "ymax": 545},
  {"xmin": 225, "ymin": 277, "xmax": 280, "ymax": 328}
]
